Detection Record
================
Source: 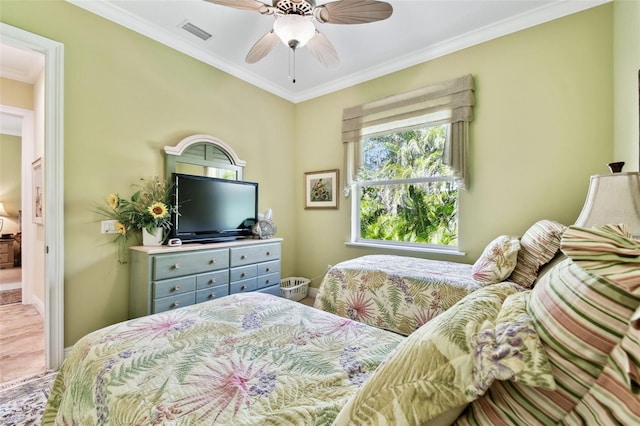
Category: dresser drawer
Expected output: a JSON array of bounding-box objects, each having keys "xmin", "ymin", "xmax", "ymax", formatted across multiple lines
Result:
[
  {"xmin": 153, "ymin": 292, "xmax": 195, "ymax": 313},
  {"xmin": 257, "ymin": 272, "xmax": 280, "ymax": 289},
  {"xmin": 230, "ymin": 278, "xmax": 257, "ymax": 294},
  {"xmin": 196, "ymin": 270, "xmax": 229, "ymax": 289},
  {"xmin": 153, "ymin": 249, "xmax": 229, "ymax": 280},
  {"xmin": 196, "ymin": 285, "xmax": 230, "ymax": 304},
  {"xmin": 153, "ymin": 276, "xmax": 196, "ymax": 299},
  {"xmin": 230, "ymin": 243, "xmax": 280, "ymax": 267},
  {"xmin": 258, "ymin": 260, "xmax": 280, "ymax": 276},
  {"xmin": 230, "ymin": 265, "xmax": 257, "ymax": 282}
]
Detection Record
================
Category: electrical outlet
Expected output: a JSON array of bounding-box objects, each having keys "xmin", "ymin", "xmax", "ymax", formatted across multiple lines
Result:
[{"xmin": 101, "ymin": 220, "xmax": 119, "ymax": 234}]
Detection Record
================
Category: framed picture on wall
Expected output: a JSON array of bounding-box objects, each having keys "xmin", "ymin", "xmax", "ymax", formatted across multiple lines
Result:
[
  {"xmin": 32, "ymin": 157, "xmax": 43, "ymax": 224},
  {"xmin": 304, "ymin": 169, "xmax": 339, "ymax": 209}
]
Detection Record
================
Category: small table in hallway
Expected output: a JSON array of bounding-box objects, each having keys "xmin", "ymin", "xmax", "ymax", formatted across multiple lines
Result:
[{"xmin": 0, "ymin": 239, "xmax": 14, "ymax": 269}]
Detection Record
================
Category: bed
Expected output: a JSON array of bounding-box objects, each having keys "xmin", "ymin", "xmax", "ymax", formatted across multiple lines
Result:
[
  {"xmin": 314, "ymin": 254, "xmax": 482, "ymax": 336},
  {"xmin": 314, "ymin": 221, "xmax": 566, "ymax": 337},
  {"xmin": 43, "ymin": 223, "xmax": 640, "ymax": 425},
  {"xmin": 42, "ymin": 292, "xmax": 403, "ymax": 425}
]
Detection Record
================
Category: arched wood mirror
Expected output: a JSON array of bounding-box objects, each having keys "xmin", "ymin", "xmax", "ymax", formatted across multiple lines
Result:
[{"xmin": 164, "ymin": 134, "xmax": 246, "ymax": 180}]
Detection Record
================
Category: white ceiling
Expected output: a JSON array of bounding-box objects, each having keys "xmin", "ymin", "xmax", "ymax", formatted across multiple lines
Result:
[
  {"xmin": 63, "ymin": 0, "xmax": 609, "ymax": 103},
  {"xmin": 0, "ymin": 0, "xmax": 609, "ymax": 111}
]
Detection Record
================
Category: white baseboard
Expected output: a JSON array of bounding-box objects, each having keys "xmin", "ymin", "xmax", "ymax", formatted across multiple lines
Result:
[
  {"xmin": 308, "ymin": 287, "xmax": 318, "ymax": 298},
  {"xmin": 32, "ymin": 294, "xmax": 45, "ymax": 318},
  {"xmin": 0, "ymin": 282, "xmax": 21, "ymax": 291}
]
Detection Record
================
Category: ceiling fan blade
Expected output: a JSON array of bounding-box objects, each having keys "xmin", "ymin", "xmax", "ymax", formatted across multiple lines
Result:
[
  {"xmin": 245, "ymin": 31, "xmax": 279, "ymax": 63},
  {"xmin": 313, "ymin": 0, "xmax": 393, "ymax": 24},
  {"xmin": 306, "ymin": 31, "xmax": 340, "ymax": 68},
  {"xmin": 204, "ymin": 0, "xmax": 270, "ymax": 13}
]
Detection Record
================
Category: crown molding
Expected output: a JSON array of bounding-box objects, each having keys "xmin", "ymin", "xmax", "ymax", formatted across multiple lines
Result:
[{"xmin": 66, "ymin": 0, "xmax": 610, "ymax": 103}]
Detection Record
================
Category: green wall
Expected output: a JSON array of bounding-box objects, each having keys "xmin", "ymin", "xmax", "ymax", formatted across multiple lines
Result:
[
  {"xmin": 1, "ymin": 1, "xmax": 624, "ymax": 347},
  {"xmin": 0, "ymin": 133, "xmax": 22, "ymax": 231},
  {"xmin": 614, "ymin": 0, "xmax": 640, "ymax": 168},
  {"xmin": 0, "ymin": 78, "xmax": 32, "ymax": 225},
  {"xmin": 0, "ymin": 77, "xmax": 34, "ymax": 110},
  {"xmin": 295, "ymin": 5, "xmax": 614, "ymax": 286},
  {"xmin": 2, "ymin": 0, "xmax": 297, "ymax": 345}
]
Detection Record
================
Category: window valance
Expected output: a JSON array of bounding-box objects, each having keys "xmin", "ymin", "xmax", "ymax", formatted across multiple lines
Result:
[{"xmin": 342, "ymin": 74, "xmax": 475, "ymax": 191}]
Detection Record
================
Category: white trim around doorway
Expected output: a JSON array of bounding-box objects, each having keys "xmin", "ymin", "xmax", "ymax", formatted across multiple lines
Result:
[{"xmin": 1, "ymin": 23, "xmax": 65, "ymax": 370}]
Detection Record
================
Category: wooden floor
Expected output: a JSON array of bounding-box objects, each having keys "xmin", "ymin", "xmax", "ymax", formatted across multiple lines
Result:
[
  {"xmin": 0, "ymin": 303, "xmax": 46, "ymax": 384},
  {"xmin": 299, "ymin": 295, "xmax": 315, "ymax": 307}
]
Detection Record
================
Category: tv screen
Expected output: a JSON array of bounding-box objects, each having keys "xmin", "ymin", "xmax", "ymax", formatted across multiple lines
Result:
[{"xmin": 169, "ymin": 173, "xmax": 258, "ymax": 243}]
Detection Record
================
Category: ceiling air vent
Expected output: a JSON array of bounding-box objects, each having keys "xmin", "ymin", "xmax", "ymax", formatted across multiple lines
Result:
[{"xmin": 181, "ymin": 21, "xmax": 212, "ymax": 41}]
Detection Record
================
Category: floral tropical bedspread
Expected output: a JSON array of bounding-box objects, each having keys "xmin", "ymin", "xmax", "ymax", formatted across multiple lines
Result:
[
  {"xmin": 42, "ymin": 293, "xmax": 404, "ymax": 425},
  {"xmin": 314, "ymin": 255, "xmax": 481, "ymax": 336}
]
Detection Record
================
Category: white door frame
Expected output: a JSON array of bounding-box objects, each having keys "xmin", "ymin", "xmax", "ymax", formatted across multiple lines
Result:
[{"xmin": 1, "ymin": 23, "xmax": 65, "ymax": 369}]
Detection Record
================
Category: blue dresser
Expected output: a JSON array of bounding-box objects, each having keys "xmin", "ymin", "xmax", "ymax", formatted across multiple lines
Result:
[{"xmin": 129, "ymin": 238, "xmax": 282, "ymax": 318}]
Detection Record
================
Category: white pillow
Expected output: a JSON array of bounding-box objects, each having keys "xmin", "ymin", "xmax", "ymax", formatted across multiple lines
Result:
[{"xmin": 472, "ymin": 235, "xmax": 520, "ymax": 284}]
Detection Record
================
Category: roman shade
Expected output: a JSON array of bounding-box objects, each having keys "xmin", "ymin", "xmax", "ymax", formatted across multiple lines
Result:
[{"xmin": 342, "ymin": 74, "xmax": 475, "ymax": 193}]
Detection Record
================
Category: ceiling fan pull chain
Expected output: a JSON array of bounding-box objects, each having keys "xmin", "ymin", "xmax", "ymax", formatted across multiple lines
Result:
[
  {"xmin": 287, "ymin": 47, "xmax": 297, "ymax": 84},
  {"xmin": 292, "ymin": 48, "xmax": 296, "ymax": 84}
]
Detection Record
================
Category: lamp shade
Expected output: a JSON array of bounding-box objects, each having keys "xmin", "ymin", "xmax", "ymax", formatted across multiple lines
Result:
[
  {"xmin": 273, "ymin": 15, "xmax": 315, "ymax": 49},
  {"xmin": 575, "ymin": 172, "xmax": 640, "ymax": 237}
]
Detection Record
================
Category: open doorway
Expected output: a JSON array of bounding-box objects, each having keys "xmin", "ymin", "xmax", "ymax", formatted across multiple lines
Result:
[
  {"xmin": 0, "ymin": 23, "xmax": 65, "ymax": 374},
  {"xmin": 0, "ymin": 103, "xmax": 44, "ymax": 383}
]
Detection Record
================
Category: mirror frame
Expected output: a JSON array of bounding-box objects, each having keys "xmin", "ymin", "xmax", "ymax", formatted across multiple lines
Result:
[{"xmin": 164, "ymin": 134, "xmax": 246, "ymax": 180}]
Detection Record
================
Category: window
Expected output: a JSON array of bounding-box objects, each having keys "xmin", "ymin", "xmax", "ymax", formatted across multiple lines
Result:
[
  {"xmin": 342, "ymin": 75, "xmax": 475, "ymax": 252},
  {"xmin": 354, "ymin": 124, "xmax": 458, "ymax": 250}
]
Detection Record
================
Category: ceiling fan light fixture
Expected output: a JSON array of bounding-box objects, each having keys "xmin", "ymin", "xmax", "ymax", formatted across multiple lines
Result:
[{"xmin": 273, "ymin": 15, "xmax": 315, "ymax": 49}]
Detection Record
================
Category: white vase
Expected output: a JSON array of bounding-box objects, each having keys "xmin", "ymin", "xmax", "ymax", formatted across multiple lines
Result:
[{"xmin": 142, "ymin": 227, "xmax": 163, "ymax": 246}]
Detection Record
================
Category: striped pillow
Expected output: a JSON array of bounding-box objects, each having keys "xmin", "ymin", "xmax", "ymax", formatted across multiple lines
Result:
[
  {"xmin": 454, "ymin": 224, "xmax": 640, "ymax": 425},
  {"xmin": 565, "ymin": 307, "xmax": 640, "ymax": 424},
  {"xmin": 507, "ymin": 220, "xmax": 566, "ymax": 288}
]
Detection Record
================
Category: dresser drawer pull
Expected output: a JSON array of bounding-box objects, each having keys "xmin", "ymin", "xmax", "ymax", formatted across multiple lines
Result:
[
  {"xmin": 241, "ymin": 255, "xmax": 247, "ymax": 260},
  {"xmin": 174, "ymin": 263, "xmax": 181, "ymax": 269},
  {"xmin": 173, "ymin": 285, "xmax": 180, "ymax": 291},
  {"xmin": 265, "ymin": 279, "xmax": 270, "ymax": 284},
  {"xmin": 210, "ymin": 258, "xmax": 217, "ymax": 264},
  {"xmin": 241, "ymin": 285, "xmax": 247, "ymax": 290},
  {"xmin": 210, "ymin": 292, "xmax": 216, "ymax": 298},
  {"xmin": 172, "ymin": 301, "xmax": 180, "ymax": 307},
  {"xmin": 209, "ymin": 278, "xmax": 216, "ymax": 284},
  {"xmin": 241, "ymin": 272, "xmax": 247, "ymax": 278},
  {"xmin": 265, "ymin": 267, "xmax": 270, "ymax": 272}
]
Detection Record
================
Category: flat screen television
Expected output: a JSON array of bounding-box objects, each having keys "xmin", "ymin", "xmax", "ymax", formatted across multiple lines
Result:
[{"xmin": 169, "ymin": 173, "xmax": 258, "ymax": 243}]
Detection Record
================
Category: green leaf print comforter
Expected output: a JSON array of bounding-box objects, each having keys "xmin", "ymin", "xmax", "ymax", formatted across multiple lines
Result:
[
  {"xmin": 43, "ymin": 293, "xmax": 404, "ymax": 425},
  {"xmin": 315, "ymin": 255, "xmax": 481, "ymax": 336}
]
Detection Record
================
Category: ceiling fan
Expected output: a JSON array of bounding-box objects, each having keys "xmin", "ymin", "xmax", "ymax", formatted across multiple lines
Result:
[{"xmin": 204, "ymin": 0, "xmax": 393, "ymax": 73}]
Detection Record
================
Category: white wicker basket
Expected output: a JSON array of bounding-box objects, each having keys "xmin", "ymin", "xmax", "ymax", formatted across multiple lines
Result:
[{"xmin": 280, "ymin": 277, "xmax": 310, "ymax": 302}]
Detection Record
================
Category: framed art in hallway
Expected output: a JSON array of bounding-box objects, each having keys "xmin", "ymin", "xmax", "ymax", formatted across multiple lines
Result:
[
  {"xmin": 32, "ymin": 157, "xmax": 43, "ymax": 224},
  {"xmin": 304, "ymin": 169, "xmax": 339, "ymax": 209}
]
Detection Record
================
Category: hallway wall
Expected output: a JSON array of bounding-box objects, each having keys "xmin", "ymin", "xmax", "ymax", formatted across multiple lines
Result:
[{"xmin": 0, "ymin": 133, "xmax": 22, "ymax": 235}]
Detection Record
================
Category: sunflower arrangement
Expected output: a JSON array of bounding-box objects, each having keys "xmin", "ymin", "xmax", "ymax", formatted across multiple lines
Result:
[{"xmin": 97, "ymin": 176, "xmax": 175, "ymax": 262}]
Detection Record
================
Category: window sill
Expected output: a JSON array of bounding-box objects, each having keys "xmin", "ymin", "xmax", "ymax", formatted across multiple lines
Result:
[{"xmin": 345, "ymin": 241, "xmax": 466, "ymax": 256}]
